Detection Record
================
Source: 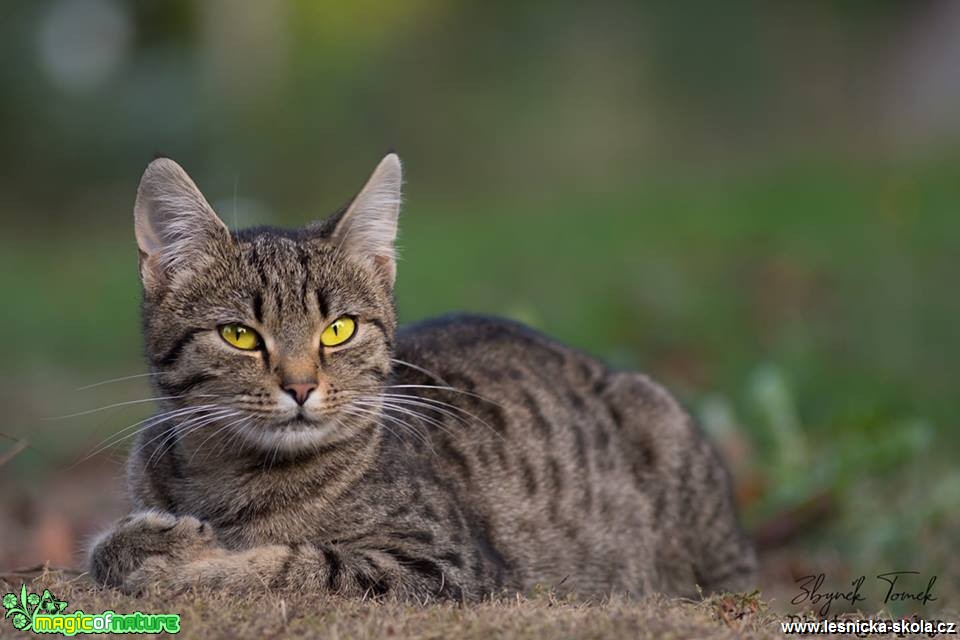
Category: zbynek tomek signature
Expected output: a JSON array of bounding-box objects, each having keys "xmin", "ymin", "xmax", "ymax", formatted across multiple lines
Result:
[{"xmin": 792, "ymin": 571, "xmax": 938, "ymax": 616}]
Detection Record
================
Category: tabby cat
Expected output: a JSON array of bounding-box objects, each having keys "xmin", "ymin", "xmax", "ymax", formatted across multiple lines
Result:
[{"xmin": 89, "ymin": 154, "xmax": 756, "ymax": 599}]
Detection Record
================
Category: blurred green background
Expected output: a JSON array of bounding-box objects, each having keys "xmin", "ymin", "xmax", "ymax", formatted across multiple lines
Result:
[{"xmin": 1, "ymin": 0, "xmax": 958, "ymax": 614}]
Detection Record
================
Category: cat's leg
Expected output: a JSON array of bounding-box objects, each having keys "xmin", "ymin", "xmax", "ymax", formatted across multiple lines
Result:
[
  {"xmin": 598, "ymin": 371, "xmax": 757, "ymax": 595},
  {"xmin": 91, "ymin": 513, "xmax": 465, "ymax": 598},
  {"xmin": 123, "ymin": 543, "xmax": 466, "ymax": 599},
  {"xmin": 685, "ymin": 446, "xmax": 758, "ymax": 594},
  {"xmin": 88, "ymin": 510, "xmax": 217, "ymax": 589},
  {"xmin": 660, "ymin": 404, "xmax": 757, "ymax": 593}
]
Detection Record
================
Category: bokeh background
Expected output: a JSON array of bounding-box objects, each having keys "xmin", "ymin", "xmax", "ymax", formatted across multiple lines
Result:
[{"xmin": 1, "ymin": 0, "xmax": 958, "ymax": 615}]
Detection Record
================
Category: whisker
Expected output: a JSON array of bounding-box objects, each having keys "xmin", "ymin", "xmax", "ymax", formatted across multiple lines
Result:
[
  {"xmin": 68, "ymin": 404, "xmax": 222, "ymax": 469},
  {"xmin": 267, "ymin": 436, "xmax": 283, "ymax": 472},
  {"xmin": 76, "ymin": 372, "xmax": 162, "ymax": 391},
  {"xmin": 147, "ymin": 417, "xmax": 224, "ymax": 469},
  {"xmin": 355, "ymin": 411, "xmax": 435, "ymax": 456},
  {"xmin": 217, "ymin": 416, "xmax": 253, "ymax": 459},
  {"xmin": 389, "ymin": 359, "xmax": 450, "ymax": 385},
  {"xmin": 144, "ymin": 409, "xmax": 231, "ymax": 465},
  {"xmin": 352, "ymin": 399, "xmax": 455, "ymax": 445},
  {"xmin": 363, "ymin": 383, "xmax": 504, "ymax": 409},
  {"xmin": 145, "ymin": 409, "xmax": 237, "ymax": 468},
  {"xmin": 355, "ymin": 399, "xmax": 458, "ymax": 439},
  {"xmin": 48, "ymin": 394, "xmax": 219, "ymax": 421},
  {"xmin": 367, "ymin": 392, "xmax": 504, "ymax": 441},
  {"xmin": 376, "ymin": 394, "xmax": 474, "ymax": 426},
  {"xmin": 84, "ymin": 404, "xmax": 220, "ymax": 451},
  {"xmin": 189, "ymin": 414, "xmax": 249, "ymax": 466},
  {"xmin": 341, "ymin": 404, "xmax": 435, "ymax": 453}
]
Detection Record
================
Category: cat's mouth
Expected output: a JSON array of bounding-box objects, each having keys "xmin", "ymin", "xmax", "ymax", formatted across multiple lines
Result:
[
  {"xmin": 224, "ymin": 401, "xmax": 373, "ymax": 454},
  {"xmin": 265, "ymin": 403, "xmax": 324, "ymax": 427},
  {"xmin": 273, "ymin": 414, "xmax": 316, "ymax": 428}
]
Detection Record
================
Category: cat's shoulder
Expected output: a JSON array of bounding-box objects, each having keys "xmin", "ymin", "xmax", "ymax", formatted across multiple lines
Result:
[
  {"xmin": 396, "ymin": 313, "xmax": 577, "ymax": 362},
  {"xmin": 395, "ymin": 313, "xmax": 685, "ymax": 419}
]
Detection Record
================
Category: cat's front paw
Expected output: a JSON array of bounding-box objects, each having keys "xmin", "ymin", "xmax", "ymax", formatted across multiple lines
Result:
[{"xmin": 89, "ymin": 510, "xmax": 216, "ymax": 589}]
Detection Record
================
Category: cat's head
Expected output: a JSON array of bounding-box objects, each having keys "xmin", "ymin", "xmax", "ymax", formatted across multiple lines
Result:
[{"xmin": 134, "ymin": 154, "xmax": 401, "ymax": 455}]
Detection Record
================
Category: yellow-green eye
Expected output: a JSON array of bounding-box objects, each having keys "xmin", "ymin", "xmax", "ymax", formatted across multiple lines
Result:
[
  {"xmin": 320, "ymin": 316, "xmax": 356, "ymax": 347},
  {"xmin": 219, "ymin": 323, "xmax": 261, "ymax": 350}
]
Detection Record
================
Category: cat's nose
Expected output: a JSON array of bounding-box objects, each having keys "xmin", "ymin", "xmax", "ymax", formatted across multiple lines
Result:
[{"xmin": 282, "ymin": 382, "xmax": 317, "ymax": 406}]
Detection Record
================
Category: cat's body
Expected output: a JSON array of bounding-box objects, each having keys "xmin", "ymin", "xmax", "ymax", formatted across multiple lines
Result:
[{"xmin": 90, "ymin": 155, "xmax": 756, "ymax": 599}]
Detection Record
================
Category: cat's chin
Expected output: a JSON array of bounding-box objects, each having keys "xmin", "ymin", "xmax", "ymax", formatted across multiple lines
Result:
[{"xmin": 232, "ymin": 419, "xmax": 343, "ymax": 455}]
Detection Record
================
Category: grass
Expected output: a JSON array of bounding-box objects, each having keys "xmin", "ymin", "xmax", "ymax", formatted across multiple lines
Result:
[
  {"xmin": 6, "ymin": 570, "xmax": 954, "ymax": 639},
  {"xmin": 0, "ymin": 570, "xmax": 783, "ymax": 639}
]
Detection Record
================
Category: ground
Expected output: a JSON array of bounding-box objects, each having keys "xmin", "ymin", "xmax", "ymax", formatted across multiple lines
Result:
[{"xmin": 0, "ymin": 568, "xmax": 785, "ymax": 639}]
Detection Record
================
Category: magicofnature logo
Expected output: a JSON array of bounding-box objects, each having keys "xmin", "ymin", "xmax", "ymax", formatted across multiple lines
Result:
[{"xmin": 3, "ymin": 584, "xmax": 180, "ymax": 635}]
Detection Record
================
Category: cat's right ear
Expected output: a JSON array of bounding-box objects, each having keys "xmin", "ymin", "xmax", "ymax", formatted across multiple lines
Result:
[{"xmin": 134, "ymin": 158, "xmax": 231, "ymax": 290}]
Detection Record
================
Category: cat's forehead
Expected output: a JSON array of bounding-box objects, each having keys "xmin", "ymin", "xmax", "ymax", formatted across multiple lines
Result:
[
  {"xmin": 237, "ymin": 228, "xmax": 315, "ymax": 257},
  {"xmin": 229, "ymin": 230, "xmax": 383, "ymax": 309},
  {"xmin": 231, "ymin": 230, "xmax": 324, "ymax": 274}
]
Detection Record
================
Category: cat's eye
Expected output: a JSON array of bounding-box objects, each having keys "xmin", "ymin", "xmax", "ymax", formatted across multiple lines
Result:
[
  {"xmin": 320, "ymin": 316, "xmax": 357, "ymax": 347},
  {"xmin": 219, "ymin": 323, "xmax": 261, "ymax": 351}
]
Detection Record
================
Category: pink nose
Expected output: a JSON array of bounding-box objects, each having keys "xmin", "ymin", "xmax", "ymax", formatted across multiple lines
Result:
[{"xmin": 282, "ymin": 382, "xmax": 317, "ymax": 406}]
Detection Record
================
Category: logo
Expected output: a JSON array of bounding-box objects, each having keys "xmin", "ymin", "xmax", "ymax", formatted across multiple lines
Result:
[{"xmin": 3, "ymin": 585, "xmax": 180, "ymax": 635}]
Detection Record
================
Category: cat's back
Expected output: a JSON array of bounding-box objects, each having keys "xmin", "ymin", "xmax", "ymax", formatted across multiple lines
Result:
[
  {"xmin": 394, "ymin": 313, "xmax": 678, "ymax": 432},
  {"xmin": 394, "ymin": 313, "xmax": 628, "ymax": 444},
  {"xmin": 392, "ymin": 313, "xmax": 689, "ymax": 482}
]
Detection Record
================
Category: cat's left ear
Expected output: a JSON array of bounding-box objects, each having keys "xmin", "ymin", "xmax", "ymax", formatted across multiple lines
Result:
[
  {"xmin": 134, "ymin": 157, "xmax": 232, "ymax": 291},
  {"xmin": 330, "ymin": 153, "xmax": 402, "ymax": 285}
]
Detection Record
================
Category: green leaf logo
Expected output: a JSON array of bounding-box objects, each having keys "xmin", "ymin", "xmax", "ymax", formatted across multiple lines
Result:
[{"xmin": 2, "ymin": 584, "xmax": 69, "ymax": 632}]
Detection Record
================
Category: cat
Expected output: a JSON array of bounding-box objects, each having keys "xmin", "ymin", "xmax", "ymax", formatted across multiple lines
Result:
[{"xmin": 89, "ymin": 153, "xmax": 757, "ymax": 600}]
